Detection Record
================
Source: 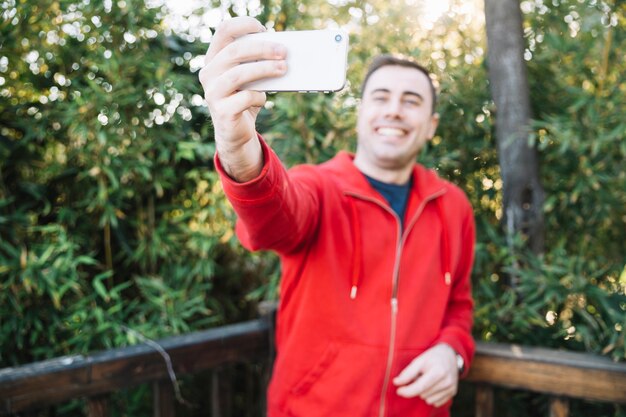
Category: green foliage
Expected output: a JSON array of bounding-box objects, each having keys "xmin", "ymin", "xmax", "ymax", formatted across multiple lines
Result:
[
  {"xmin": 494, "ymin": 0, "xmax": 626, "ymax": 361},
  {"xmin": 0, "ymin": 0, "xmax": 257, "ymax": 368}
]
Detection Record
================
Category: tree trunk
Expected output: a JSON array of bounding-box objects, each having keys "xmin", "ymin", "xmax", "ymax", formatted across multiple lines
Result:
[{"xmin": 484, "ymin": 0, "xmax": 545, "ymax": 255}]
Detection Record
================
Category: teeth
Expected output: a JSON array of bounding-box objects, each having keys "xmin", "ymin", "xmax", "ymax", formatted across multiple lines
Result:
[{"xmin": 377, "ymin": 127, "xmax": 405, "ymax": 136}]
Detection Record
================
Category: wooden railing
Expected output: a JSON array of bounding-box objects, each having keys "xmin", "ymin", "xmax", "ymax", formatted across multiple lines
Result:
[
  {"xmin": 467, "ymin": 342, "xmax": 626, "ymax": 417},
  {"xmin": 1, "ymin": 312, "xmax": 625, "ymax": 417},
  {"xmin": 0, "ymin": 318, "xmax": 273, "ymax": 417}
]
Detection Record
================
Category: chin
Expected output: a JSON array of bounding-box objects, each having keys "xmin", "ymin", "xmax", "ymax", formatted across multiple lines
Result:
[{"xmin": 373, "ymin": 153, "xmax": 412, "ymax": 169}]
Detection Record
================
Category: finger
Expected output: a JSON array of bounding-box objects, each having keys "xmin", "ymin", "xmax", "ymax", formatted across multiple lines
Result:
[
  {"xmin": 216, "ymin": 89, "xmax": 267, "ymax": 120},
  {"xmin": 204, "ymin": 59, "xmax": 286, "ymax": 99},
  {"xmin": 420, "ymin": 376, "xmax": 456, "ymax": 401},
  {"xmin": 205, "ymin": 17, "xmax": 266, "ymax": 65},
  {"xmin": 222, "ymin": 37, "xmax": 288, "ymax": 65},
  {"xmin": 424, "ymin": 387, "xmax": 455, "ymax": 408},
  {"xmin": 393, "ymin": 357, "xmax": 425, "ymax": 386},
  {"xmin": 396, "ymin": 371, "xmax": 444, "ymax": 398},
  {"xmin": 210, "ymin": 38, "xmax": 287, "ymax": 76}
]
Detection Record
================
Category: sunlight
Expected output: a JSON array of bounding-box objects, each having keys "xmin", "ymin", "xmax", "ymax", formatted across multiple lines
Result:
[
  {"xmin": 415, "ymin": 0, "xmax": 484, "ymax": 30},
  {"xmin": 161, "ymin": 0, "xmax": 484, "ymax": 46},
  {"xmin": 419, "ymin": 0, "xmax": 452, "ymax": 27}
]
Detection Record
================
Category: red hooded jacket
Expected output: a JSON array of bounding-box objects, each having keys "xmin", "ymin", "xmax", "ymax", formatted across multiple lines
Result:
[{"xmin": 216, "ymin": 138, "xmax": 475, "ymax": 417}]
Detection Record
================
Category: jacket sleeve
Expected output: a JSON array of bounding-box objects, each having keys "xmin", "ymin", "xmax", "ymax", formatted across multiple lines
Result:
[
  {"xmin": 435, "ymin": 195, "xmax": 476, "ymax": 378},
  {"xmin": 215, "ymin": 135, "xmax": 322, "ymax": 254}
]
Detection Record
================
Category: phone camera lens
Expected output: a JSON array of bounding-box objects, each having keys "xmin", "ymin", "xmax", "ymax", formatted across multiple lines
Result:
[{"xmin": 335, "ymin": 34, "xmax": 342, "ymax": 43}]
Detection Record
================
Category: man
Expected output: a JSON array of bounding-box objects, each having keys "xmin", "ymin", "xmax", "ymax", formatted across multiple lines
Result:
[{"xmin": 199, "ymin": 16, "xmax": 475, "ymax": 417}]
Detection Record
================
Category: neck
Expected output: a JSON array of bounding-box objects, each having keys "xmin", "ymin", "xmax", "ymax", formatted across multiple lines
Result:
[{"xmin": 353, "ymin": 155, "xmax": 413, "ymax": 185}]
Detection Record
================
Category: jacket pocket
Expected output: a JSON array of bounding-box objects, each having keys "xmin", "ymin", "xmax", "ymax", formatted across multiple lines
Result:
[
  {"xmin": 290, "ymin": 343, "xmax": 340, "ymax": 396},
  {"xmin": 285, "ymin": 342, "xmax": 387, "ymax": 417}
]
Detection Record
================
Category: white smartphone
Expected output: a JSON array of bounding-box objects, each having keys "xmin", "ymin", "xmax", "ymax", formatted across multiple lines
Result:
[{"xmin": 240, "ymin": 29, "xmax": 349, "ymax": 93}]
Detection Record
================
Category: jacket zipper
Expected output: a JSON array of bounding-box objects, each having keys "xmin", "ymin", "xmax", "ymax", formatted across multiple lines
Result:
[
  {"xmin": 378, "ymin": 215, "xmax": 402, "ymax": 417},
  {"xmin": 346, "ymin": 188, "xmax": 446, "ymax": 417}
]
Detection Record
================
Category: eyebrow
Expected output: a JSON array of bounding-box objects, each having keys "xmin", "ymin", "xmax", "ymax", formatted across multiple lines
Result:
[{"xmin": 370, "ymin": 88, "xmax": 424, "ymax": 101}]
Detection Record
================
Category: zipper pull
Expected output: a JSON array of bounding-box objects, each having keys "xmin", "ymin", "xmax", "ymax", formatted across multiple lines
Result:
[
  {"xmin": 350, "ymin": 285, "xmax": 358, "ymax": 300},
  {"xmin": 391, "ymin": 297, "xmax": 398, "ymax": 313},
  {"xmin": 445, "ymin": 272, "xmax": 452, "ymax": 286}
]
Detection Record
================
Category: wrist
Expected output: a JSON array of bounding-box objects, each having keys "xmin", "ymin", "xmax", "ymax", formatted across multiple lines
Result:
[
  {"xmin": 216, "ymin": 135, "xmax": 264, "ymax": 183},
  {"xmin": 439, "ymin": 343, "xmax": 464, "ymax": 374}
]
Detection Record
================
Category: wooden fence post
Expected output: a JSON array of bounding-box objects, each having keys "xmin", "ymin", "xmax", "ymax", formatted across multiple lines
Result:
[
  {"xmin": 153, "ymin": 380, "xmax": 175, "ymax": 417},
  {"xmin": 211, "ymin": 367, "xmax": 232, "ymax": 417},
  {"xmin": 211, "ymin": 368, "xmax": 221, "ymax": 417},
  {"xmin": 258, "ymin": 301, "xmax": 277, "ymax": 417},
  {"xmin": 475, "ymin": 384, "xmax": 494, "ymax": 417},
  {"xmin": 86, "ymin": 395, "xmax": 110, "ymax": 417},
  {"xmin": 549, "ymin": 397, "xmax": 569, "ymax": 417}
]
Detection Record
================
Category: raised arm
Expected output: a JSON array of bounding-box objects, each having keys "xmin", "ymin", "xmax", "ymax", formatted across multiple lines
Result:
[{"xmin": 198, "ymin": 17, "xmax": 287, "ymax": 182}]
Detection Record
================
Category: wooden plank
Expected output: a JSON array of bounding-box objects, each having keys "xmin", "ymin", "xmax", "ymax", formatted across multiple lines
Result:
[
  {"xmin": 0, "ymin": 355, "xmax": 90, "ymax": 399},
  {"xmin": 475, "ymin": 385, "xmax": 494, "ymax": 417},
  {"xmin": 0, "ymin": 320, "xmax": 270, "ymax": 414},
  {"xmin": 474, "ymin": 342, "xmax": 624, "ymax": 372},
  {"xmin": 549, "ymin": 397, "xmax": 569, "ymax": 417},
  {"xmin": 467, "ymin": 342, "xmax": 626, "ymax": 403}
]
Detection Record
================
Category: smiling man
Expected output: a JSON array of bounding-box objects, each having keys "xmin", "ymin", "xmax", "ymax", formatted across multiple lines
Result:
[
  {"xmin": 355, "ymin": 58, "xmax": 440, "ymax": 183},
  {"xmin": 199, "ymin": 17, "xmax": 476, "ymax": 417}
]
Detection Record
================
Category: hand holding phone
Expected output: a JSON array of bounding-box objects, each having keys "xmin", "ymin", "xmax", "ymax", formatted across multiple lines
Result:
[
  {"xmin": 198, "ymin": 17, "xmax": 286, "ymax": 182},
  {"xmin": 239, "ymin": 29, "xmax": 349, "ymax": 93}
]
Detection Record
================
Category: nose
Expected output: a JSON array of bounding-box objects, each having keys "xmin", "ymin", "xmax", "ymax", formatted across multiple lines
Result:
[{"xmin": 383, "ymin": 98, "xmax": 402, "ymax": 119}]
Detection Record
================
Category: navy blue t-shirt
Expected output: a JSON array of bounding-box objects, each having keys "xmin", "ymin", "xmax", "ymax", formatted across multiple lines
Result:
[{"xmin": 365, "ymin": 175, "xmax": 412, "ymax": 228}]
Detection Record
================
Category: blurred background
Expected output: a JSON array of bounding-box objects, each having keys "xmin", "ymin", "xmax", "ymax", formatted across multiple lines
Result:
[{"xmin": 0, "ymin": 0, "xmax": 624, "ymax": 415}]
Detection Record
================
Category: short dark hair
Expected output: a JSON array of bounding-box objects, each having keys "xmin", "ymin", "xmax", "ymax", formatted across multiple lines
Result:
[{"xmin": 361, "ymin": 54, "xmax": 438, "ymax": 114}]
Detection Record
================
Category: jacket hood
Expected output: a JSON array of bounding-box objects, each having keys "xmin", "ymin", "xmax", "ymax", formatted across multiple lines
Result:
[
  {"xmin": 320, "ymin": 150, "xmax": 450, "ymax": 199},
  {"xmin": 317, "ymin": 150, "xmax": 453, "ymax": 299}
]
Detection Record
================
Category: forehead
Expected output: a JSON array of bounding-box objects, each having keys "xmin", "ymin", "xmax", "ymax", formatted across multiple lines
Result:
[{"xmin": 364, "ymin": 65, "xmax": 432, "ymax": 96}]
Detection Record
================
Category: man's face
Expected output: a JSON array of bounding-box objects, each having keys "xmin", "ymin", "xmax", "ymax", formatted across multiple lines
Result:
[{"xmin": 355, "ymin": 65, "xmax": 439, "ymax": 176}]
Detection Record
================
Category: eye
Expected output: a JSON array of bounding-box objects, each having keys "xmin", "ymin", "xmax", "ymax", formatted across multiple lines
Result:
[
  {"xmin": 404, "ymin": 98, "xmax": 422, "ymax": 106},
  {"xmin": 404, "ymin": 98, "xmax": 421, "ymax": 107}
]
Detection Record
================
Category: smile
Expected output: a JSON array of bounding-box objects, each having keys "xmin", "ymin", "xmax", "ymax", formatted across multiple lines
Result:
[{"xmin": 376, "ymin": 127, "xmax": 407, "ymax": 137}]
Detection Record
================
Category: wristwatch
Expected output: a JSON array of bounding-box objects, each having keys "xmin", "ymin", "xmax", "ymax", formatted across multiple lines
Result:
[{"xmin": 455, "ymin": 353, "xmax": 465, "ymax": 374}]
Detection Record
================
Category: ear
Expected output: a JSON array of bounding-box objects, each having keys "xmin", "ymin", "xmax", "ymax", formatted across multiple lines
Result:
[{"xmin": 427, "ymin": 112, "xmax": 440, "ymax": 140}]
